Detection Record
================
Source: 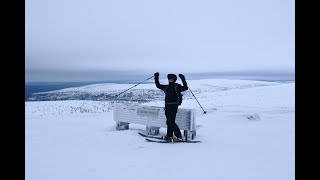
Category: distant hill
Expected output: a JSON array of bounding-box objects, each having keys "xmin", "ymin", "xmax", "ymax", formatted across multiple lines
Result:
[{"xmin": 26, "ymin": 79, "xmax": 284, "ymax": 102}]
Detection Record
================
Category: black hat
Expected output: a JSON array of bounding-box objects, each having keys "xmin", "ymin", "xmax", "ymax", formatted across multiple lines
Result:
[{"xmin": 167, "ymin": 74, "xmax": 177, "ymax": 81}]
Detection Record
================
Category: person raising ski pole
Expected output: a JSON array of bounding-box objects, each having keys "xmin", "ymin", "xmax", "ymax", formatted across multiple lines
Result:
[{"xmin": 154, "ymin": 72, "xmax": 188, "ymax": 142}]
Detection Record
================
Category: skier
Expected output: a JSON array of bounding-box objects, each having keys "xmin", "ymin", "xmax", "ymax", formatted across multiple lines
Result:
[{"xmin": 154, "ymin": 72, "xmax": 188, "ymax": 142}]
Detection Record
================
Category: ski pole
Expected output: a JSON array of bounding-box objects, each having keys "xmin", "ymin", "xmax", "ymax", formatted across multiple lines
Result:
[
  {"xmin": 188, "ymin": 88, "xmax": 207, "ymax": 114},
  {"xmin": 115, "ymin": 75, "xmax": 154, "ymax": 97}
]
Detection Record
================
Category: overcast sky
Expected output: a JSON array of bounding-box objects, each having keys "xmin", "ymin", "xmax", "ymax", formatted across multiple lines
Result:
[{"xmin": 26, "ymin": 0, "xmax": 294, "ymax": 82}]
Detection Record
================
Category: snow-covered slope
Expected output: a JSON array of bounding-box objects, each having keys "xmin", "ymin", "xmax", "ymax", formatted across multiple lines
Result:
[
  {"xmin": 25, "ymin": 79, "xmax": 295, "ymax": 180},
  {"xmin": 27, "ymin": 78, "xmax": 280, "ymax": 102}
]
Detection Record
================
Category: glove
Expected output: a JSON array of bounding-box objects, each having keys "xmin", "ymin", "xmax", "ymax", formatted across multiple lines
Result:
[
  {"xmin": 179, "ymin": 74, "xmax": 185, "ymax": 80},
  {"xmin": 154, "ymin": 72, "xmax": 159, "ymax": 77}
]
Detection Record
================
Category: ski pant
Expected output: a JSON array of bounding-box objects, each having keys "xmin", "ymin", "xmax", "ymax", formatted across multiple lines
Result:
[{"xmin": 164, "ymin": 104, "xmax": 182, "ymax": 138}]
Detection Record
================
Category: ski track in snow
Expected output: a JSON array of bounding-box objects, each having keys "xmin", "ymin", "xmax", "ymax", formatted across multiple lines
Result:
[{"xmin": 26, "ymin": 79, "xmax": 295, "ymax": 180}]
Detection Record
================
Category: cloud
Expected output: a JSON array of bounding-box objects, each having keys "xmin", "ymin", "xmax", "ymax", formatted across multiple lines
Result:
[{"xmin": 26, "ymin": 0, "xmax": 295, "ymax": 81}]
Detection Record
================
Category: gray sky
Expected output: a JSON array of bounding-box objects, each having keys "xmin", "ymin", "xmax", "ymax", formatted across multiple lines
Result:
[{"xmin": 26, "ymin": 0, "xmax": 294, "ymax": 82}]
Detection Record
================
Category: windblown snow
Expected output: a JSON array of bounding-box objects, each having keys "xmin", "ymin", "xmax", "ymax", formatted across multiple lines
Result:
[{"xmin": 26, "ymin": 79, "xmax": 295, "ymax": 180}]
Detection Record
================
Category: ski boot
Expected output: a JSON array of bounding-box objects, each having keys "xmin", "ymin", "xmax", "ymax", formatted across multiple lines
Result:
[
  {"xmin": 162, "ymin": 135, "xmax": 173, "ymax": 141},
  {"xmin": 172, "ymin": 136, "xmax": 183, "ymax": 142}
]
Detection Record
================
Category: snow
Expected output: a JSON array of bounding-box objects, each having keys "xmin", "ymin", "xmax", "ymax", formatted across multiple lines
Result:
[
  {"xmin": 29, "ymin": 78, "xmax": 282, "ymax": 102},
  {"xmin": 26, "ymin": 79, "xmax": 294, "ymax": 180},
  {"xmin": 34, "ymin": 78, "xmax": 280, "ymax": 94}
]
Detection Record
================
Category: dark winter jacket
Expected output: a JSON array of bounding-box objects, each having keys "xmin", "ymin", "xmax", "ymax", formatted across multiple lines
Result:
[{"xmin": 155, "ymin": 77, "xmax": 188, "ymax": 104}]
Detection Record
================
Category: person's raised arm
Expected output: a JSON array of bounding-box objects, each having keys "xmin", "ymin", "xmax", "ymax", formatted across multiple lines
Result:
[
  {"xmin": 178, "ymin": 74, "xmax": 188, "ymax": 92},
  {"xmin": 154, "ymin": 72, "xmax": 166, "ymax": 91}
]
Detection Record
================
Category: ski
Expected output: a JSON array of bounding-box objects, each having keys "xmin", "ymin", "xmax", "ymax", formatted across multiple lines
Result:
[
  {"xmin": 138, "ymin": 132, "xmax": 164, "ymax": 140},
  {"xmin": 145, "ymin": 138, "xmax": 201, "ymax": 143},
  {"xmin": 139, "ymin": 132, "xmax": 201, "ymax": 143}
]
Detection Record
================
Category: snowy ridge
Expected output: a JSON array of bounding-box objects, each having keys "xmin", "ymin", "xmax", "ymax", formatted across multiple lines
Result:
[{"xmin": 27, "ymin": 78, "xmax": 281, "ymax": 101}]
